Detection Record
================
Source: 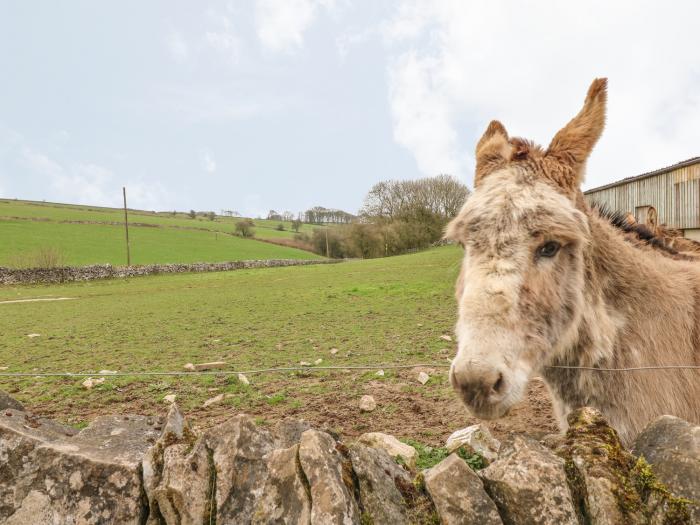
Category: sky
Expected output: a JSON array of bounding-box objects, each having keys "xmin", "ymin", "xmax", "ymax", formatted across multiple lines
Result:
[{"xmin": 1, "ymin": 1, "xmax": 699, "ymax": 217}]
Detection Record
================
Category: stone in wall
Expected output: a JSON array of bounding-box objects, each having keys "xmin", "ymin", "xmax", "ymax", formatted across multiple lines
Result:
[
  {"xmin": 0, "ymin": 259, "xmax": 342, "ymax": 285},
  {"xmin": 0, "ymin": 391, "xmax": 697, "ymax": 525}
]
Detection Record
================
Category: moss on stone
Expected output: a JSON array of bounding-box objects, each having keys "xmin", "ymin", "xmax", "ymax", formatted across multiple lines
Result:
[
  {"xmin": 557, "ymin": 408, "xmax": 692, "ymax": 524},
  {"xmin": 630, "ymin": 457, "xmax": 692, "ymax": 525}
]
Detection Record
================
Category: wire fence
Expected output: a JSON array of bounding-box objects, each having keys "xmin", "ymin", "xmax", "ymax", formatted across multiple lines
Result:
[{"xmin": 1, "ymin": 362, "xmax": 699, "ymax": 379}]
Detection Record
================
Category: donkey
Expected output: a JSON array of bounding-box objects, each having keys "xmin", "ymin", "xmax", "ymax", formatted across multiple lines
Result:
[{"xmin": 446, "ymin": 79, "xmax": 700, "ymax": 445}]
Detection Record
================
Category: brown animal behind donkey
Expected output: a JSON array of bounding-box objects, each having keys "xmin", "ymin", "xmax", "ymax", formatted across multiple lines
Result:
[{"xmin": 446, "ymin": 78, "xmax": 700, "ymax": 446}]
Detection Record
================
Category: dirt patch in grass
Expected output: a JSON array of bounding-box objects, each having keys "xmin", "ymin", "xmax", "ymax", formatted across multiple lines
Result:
[{"xmin": 16, "ymin": 372, "xmax": 557, "ymax": 447}]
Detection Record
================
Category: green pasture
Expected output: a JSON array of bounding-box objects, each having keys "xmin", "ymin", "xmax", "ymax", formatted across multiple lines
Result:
[
  {"xmin": 0, "ymin": 199, "xmax": 324, "ymax": 266},
  {"xmin": 0, "ymin": 246, "xmax": 462, "ymax": 441},
  {"xmin": 0, "ymin": 220, "xmax": 321, "ymax": 266}
]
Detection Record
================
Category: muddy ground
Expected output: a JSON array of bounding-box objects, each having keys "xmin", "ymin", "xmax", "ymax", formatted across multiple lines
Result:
[{"xmin": 21, "ymin": 370, "xmax": 559, "ymax": 447}]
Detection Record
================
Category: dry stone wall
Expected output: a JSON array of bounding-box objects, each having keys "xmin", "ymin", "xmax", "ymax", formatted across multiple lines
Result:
[
  {"xmin": 0, "ymin": 392, "xmax": 697, "ymax": 524},
  {"xmin": 0, "ymin": 259, "xmax": 341, "ymax": 285}
]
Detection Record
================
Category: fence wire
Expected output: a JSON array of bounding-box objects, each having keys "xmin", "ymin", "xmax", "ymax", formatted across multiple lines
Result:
[{"xmin": 1, "ymin": 363, "xmax": 699, "ymax": 379}]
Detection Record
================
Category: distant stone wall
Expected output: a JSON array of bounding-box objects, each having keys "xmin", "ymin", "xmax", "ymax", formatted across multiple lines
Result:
[
  {"xmin": 0, "ymin": 259, "xmax": 341, "ymax": 285},
  {"xmin": 0, "ymin": 393, "xmax": 697, "ymax": 524}
]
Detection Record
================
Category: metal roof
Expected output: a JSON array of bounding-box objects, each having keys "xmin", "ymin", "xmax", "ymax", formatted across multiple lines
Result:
[{"xmin": 584, "ymin": 157, "xmax": 700, "ymax": 194}]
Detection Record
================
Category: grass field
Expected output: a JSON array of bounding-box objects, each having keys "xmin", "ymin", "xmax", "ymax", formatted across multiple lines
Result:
[
  {"xmin": 0, "ymin": 245, "xmax": 558, "ymax": 443},
  {"xmin": 0, "ymin": 199, "xmax": 323, "ymax": 266}
]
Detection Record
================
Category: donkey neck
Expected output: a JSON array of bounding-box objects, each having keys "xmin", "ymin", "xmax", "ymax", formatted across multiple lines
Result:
[{"xmin": 550, "ymin": 209, "xmax": 697, "ymax": 371}]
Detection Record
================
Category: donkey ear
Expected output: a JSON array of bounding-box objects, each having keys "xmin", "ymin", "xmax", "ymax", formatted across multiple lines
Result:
[
  {"xmin": 474, "ymin": 120, "xmax": 512, "ymax": 187},
  {"xmin": 546, "ymin": 78, "xmax": 607, "ymax": 187}
]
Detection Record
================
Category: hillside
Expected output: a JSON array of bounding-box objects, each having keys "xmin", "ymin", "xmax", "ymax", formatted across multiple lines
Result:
[{"xmin": 0, "ymin": 199, "xmax": 323, "ymax": 266}]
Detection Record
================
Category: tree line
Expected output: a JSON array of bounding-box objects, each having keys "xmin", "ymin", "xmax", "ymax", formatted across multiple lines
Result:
[{"xmin": 298, "ymin": 174, "xmax": 470, "ymax": 259}]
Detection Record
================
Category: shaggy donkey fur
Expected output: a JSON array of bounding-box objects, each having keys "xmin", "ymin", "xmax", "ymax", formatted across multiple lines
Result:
[
  {"xmin": 447, "ymin": 79, "xmax": 700, "ymax": 446},
  {"xmin": 595, "ymin": 204, "xmax": 700, "ymax": 261}
]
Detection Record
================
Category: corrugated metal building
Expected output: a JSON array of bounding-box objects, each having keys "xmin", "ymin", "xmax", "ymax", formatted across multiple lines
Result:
[{"xmin": 584, "ymin": 157, "xmax": 700, "ymax": 241}]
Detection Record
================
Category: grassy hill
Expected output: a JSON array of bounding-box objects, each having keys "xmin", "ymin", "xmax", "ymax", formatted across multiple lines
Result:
[
  {"xmin": 0, "ymin": 199, "xmax": 323, "ymax": 266},
  {"xmin": 0, "ymin": 246, "xmax": 473, "ymax": 443}
]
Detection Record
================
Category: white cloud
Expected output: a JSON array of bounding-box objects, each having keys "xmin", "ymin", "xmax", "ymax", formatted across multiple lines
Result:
[
  {"xmin": 200, "ymin": 150, "xmax": 217, "ymax": 173},
  {"xmin": 203, "ymin": 9, "xmax": 241, "ymax": 63},
  {"xmin": 388, "ymin": 52, "xmax": 460, "ymax": 177},
  {"xmin": 335, "ymin": 27, "xmax": 376, "ymax": 59},
  {"xmin": 255, "ymin": 0, "xmax": 334, "ymax": 53},
  {"xmin": 384, "ymin": 1, "xmax": 700, "ymax": 188},
  {"xmin": 165, "ymin": 30, "xmax": 190, "ymax": 62},
  {"xmin": 153, "ymin": 85, "xmax": 273, "ymax": 122},
  {"xmin": 19, "ymin": 147, "xmax": 63, "ymax": 178},
  {"xmin": 17, "ymin": 145, "xmax": 172, "ymax": 209}
]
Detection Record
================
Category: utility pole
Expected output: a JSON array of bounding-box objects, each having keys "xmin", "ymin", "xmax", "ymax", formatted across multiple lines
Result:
[
  {"xmin": 325, "ymin": 227, "xmax": 330, "ymax": 257},
  {"xmin": 123, "ymin": 187, "xmax": 131, "ymax": 266}
]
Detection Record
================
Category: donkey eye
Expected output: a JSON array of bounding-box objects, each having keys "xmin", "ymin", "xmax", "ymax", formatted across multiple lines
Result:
[{"xmin": 537, "ymin": 241, "xmax": 560, "ymax": 258}]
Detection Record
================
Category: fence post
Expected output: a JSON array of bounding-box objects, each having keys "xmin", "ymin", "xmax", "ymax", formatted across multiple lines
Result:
[{"xmin": 123, "ymin": 187, "xmax": 131, "ymax": 266}]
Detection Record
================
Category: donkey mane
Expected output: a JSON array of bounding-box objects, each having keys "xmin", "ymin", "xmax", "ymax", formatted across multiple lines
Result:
[{"xmin": 592, "ymin": 203, "xmax": 696, "ymax": 260}]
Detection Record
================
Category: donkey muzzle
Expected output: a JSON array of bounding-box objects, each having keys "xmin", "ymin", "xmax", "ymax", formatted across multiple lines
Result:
[{"xmin": 449, "ymin": 360, "xmax": 510, "ymax": 418}]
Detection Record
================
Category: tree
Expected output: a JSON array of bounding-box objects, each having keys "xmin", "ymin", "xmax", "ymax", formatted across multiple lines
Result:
[
  {"xmin": 276, "ymin": 223, "xmax": 285, "ymax": 231},
  {"xmin": 207, "ymin": 212, "xmax": 216, "ymax": 221},
  {"xmin": 235, "ymin": 219, "xmax": 255, "ymax": 238},
  {"xmin": 291, "ymin": 219, "xmax": 302, "ymax": 232},
  {"xmin": 188, "ymin": 210, "xmax": 196, "ymax": 219},
  {"xmin": 360, "ymin": 175, "xmax": 469, "ymax": 221}
]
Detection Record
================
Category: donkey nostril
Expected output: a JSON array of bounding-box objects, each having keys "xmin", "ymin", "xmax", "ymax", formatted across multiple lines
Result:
[{"xmin": 492, "ymin": 373, "xmax": 504, "ymax": 394}]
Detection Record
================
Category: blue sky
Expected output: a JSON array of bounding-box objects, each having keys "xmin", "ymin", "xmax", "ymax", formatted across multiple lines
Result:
[{"xmin": 1, "ymin": 1, "xmax": 699, "ymax": 216}]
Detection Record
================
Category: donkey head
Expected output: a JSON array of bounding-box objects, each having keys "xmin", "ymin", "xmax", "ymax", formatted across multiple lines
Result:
[{"xmin": 446, "ymin": 79, "xmax": 607, "ymax": 419}]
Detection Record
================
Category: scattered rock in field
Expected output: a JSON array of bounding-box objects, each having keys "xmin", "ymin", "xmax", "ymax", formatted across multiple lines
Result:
[
  {"xmin": 183, "ymin": 363, "xmax": 195, "ymax": 372},
  {"xmin": 479, "ymin": 434, "xmax": 578, "ymax": 524},
  {"xmin": 417, "ymin": 371, "xmax": 430, "ymax": 385},
  {"xmin": 299, "ymin": 361, "xmax": 311, "ymax": 367},
  {"xmin": 359, "ymin": 395, "xmax": 376, "ymax": 412},
  {"xmin": 329, "ymin": 348, "xmax": 339, "ymax": 355},
  {"xmin": 438, "ymin": 348, "xmax": 450, "ymax": 355},
  {"xmin": 82, "ymin": 377, "xmax": 105, "ymax": 390},
  {"xmin": 275, "ymin": 343, "xmax": 283, "ymax": 350},
  {"xmin": 314, "ymin": 358, "xmax": 323, "ymax": 365},
  {"xmin": 375, "ymin": 370, "xmax": 385, "ymax": 377},
  {"xmin": 193, "ymin": 361, "xmax": 226, "ymax": 371},
  {"xmin": 440, "ymin": 334, "xmax": 452, "ymax": 342},
  {"xmin": 27, "ymin": 333, "xmax": 41, "ymax": 338},
  {"xmin": 212, "ymin": 339, "xmax": 221, "ymax": 343},
  {"xmin": 163, "ymin": 394, "xmax": 176, "ymax": 404},
  {"xmin": 237, "ymin": 373, "xmax": 250, "ymax": 385},
  {"xmin": 417, "ymin": 323, "xmax": 423, "ymax": 327},
  {"xmin": 203, "ymin": 394, "xmax": 224, "ymax": 407},
  {"xmin": 0, "ymin": 366, "xmax": 8, "ymax": 371},
  {"xmin": 358, "ymin": 432, "xmax": 417, "ymax": 470},
  {"xmin": 98, "ymin": 370, "xmax": 117, "ymax": 375},
  {"xmin": 632, "ymin": 414, "xmax": 700, "ymax": 523},
  {"xmin": 425, "ymin": 454, "xmax": 502, "ymax": 525},
  {"xmin": 445, "ymin": 424, "xmax": 500, "ymax": 463}
]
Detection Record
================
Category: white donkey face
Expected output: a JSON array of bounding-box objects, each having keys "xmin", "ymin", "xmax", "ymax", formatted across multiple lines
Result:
[{"xmin": 446, "ymin": 168, "xmax": 589, "ymax": 419}]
